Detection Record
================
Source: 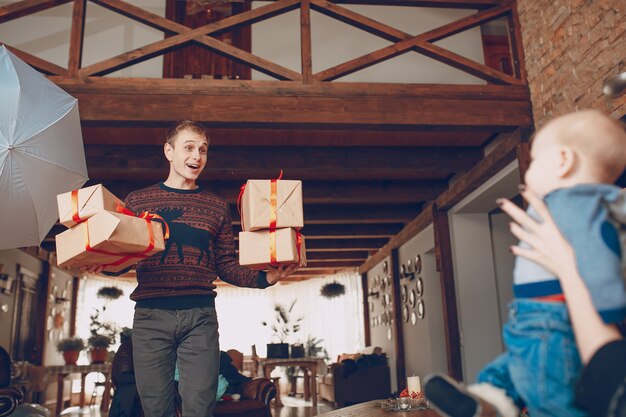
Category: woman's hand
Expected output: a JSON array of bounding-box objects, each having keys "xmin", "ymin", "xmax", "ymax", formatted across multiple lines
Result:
[
  {"xmin": 266, "ymin": 264, "xmax": 299, "ymax": 284},
  {"xmin": 497, "ymin": 188, "xmax": 577, "ymax": 279}
]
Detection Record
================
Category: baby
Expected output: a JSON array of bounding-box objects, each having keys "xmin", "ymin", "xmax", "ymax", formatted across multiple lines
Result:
[{"xmin": 424, "ymin": 110, "xmax": 626, "ymax": 417}]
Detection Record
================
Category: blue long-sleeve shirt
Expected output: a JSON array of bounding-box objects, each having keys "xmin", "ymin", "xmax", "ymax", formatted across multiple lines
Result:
[{"xmin": 513, "ymin": 184, "xmax": 626, "ymax": 323}]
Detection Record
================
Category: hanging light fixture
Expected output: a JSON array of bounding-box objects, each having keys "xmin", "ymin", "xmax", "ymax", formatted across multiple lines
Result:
[{"xmin": 603, "ymin": 72, "xmax": 626, "ymax": 98}]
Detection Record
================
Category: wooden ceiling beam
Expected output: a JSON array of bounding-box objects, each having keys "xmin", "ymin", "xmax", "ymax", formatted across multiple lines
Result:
[
  {"xmin": 358, "ymin": 127, "xmax": 532, "ymax": 273},
  {"xmin": 234, "ymin": 223, "xmax": 404, "ymax": 238},
  {"xmin": 305, "ymin": 251, "xmax": 369, "ymax": 260},
  {"xmin": 91, "ymin": 180, "xmax": 446, "ymax": 205},
  {"xmin": 256, "ymin": 0, "xmax": 501, "ymax": 8},
  {"xmin": 305, "ymin": 260, "xmax": 363, "ymax": 268},
  {"xmin": 358, "ymin": 203, "xmax": 433, "ymax": 273},
  {"xmin": 1, "ymin": 43, "xmax": 68, "ymax": 75},
  {"xmin": 284, "ymin": 204, "xmax": 420, "ymax": 224},
  {"xmin": 81, "ymin": 126, "xmax": 493, "ymax": 147},
  {"xmin": 305, "ymin": 238, "xmax": 389, "ymax": 251},
  {"xmin": 435, "ymin": 127, "xmax": 531, "ymax": 209},
  {"xmin": 50, "ymin": 78, "xmax": 532, "ymax": 128},
  {"xmin": 84, "ymin": 145, "xmax": 481, "ymax": 181},
  {"xmin": 79, "ymin": 0, "xmax": 301, "ymax": 78},
  {"xmin": 315, "ymin": 3, "xmax": 512, "ymax": 81},
  {"xmin": 0, "ymin": 0, "xmax": 72, "ymax": 24}
]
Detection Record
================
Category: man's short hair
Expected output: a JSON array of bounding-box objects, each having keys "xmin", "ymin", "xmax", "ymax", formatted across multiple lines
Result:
[{"xmin": 165, "ymin": 120, "xmax": 209, "ymax": 147}]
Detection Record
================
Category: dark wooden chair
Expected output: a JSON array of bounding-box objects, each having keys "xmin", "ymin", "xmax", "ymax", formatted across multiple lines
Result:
[
  {"xmin": 110, "ymin": 339, "xmax": 276, "ymax": 417},
  {"xmin": 0, "ymin": 346, "xmax": 23, "ymax": 417}
]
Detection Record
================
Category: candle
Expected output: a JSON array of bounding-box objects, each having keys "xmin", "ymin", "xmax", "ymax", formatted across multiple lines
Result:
[{"xmin": 407, "ymin": 375, "xmax": 421, "ymax": 394}]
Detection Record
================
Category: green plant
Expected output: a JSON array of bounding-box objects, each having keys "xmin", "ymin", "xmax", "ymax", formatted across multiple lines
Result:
[
  {"xmin": 304, "ymin": 335, "xmax": 329, "ymax": 360},
  {"xmin": 88, "ymin": 334, "xmax": 113, "ymax": 349},
  {"xmin": 56, "ymin": 337, "xmax": 85, "ymax": 353},
  {"xmin": 261, "ymin": 300, "xmax": 303, "ymax": 343},
  {"xmin": 89, "ymin": 307, "xmax": 117, "ymax": 342},
  {"xmin": 97, "ymin": 286, "xmax": 123, "ymax": 300}
]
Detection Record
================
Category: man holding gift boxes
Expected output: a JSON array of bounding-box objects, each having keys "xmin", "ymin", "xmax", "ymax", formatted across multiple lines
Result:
[{"xmin": 82, "ymin": 120, "xmax": 298, "ymax": 417}]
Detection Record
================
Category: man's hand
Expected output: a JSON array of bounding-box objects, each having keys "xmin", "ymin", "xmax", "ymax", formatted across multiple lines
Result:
[
  {"xmin": 78, "ymin": 264, "xmax": 104, "ymax": 275},
  {"xmin": 266, "ymin": 264, "xmax": 299, "ymax": 285}
]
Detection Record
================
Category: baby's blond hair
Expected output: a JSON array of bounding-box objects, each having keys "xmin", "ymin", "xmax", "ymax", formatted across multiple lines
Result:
[{"xmin": 540, "ymin": 110, "xmax": 626, "ymax": 182}]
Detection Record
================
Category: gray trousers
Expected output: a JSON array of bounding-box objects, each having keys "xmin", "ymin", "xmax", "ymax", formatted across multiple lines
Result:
[{"xmin": 132, "ymin": 307, "xmax": 220, "ymax": 417}]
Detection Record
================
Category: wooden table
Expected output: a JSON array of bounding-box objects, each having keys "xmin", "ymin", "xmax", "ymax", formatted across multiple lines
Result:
[
  {"xmin": 258, "ymin": 357, "xmax": 325, "ymax": 407},
  {"xmin": 317, "ymin": 400, "xmax": 440, "ymax": 417},
  {"xmin": 13, "ymin": 362, "xmax": 112, "ymax": 415}
]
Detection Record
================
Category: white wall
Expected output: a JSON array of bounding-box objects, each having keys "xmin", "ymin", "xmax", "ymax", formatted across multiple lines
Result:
[
  {"xmin": 489, "ymin": 211, "xmax": 516, "ymax": 332},
  {"xmin": 366, "ymin": 256, "xmax": 398, "ymax": 393},
  {"xmin": 448, "ymin": 159, "xmax": 520, "ymax": 382},
  {"xmin": 0, "ymin": 1, "xmax": 486, "ymax": 83},
  {"xmin": 398, "ymin": 225, "xmax": 448, "ymax": 382}
]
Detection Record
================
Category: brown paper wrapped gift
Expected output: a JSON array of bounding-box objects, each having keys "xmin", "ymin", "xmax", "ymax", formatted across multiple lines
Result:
[
  {"xmin": 239, "ymin": 228, "xmax": 307, "ymax": 269},
  {"xmin": 56, "ymin": 211, "xmax": 165, "ymax": 272},
  {"xmin": 57, "ymin": 184, "xmax": 124, "ymax": 227},
  {"xmin": 240, "ymin": 179, "xmax": 303, "ymax": 231}
]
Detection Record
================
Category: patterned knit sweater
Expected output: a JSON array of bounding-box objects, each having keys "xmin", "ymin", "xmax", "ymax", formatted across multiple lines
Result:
[{"xmin": 125, "ymin": 183, "xmax": 268, "ymax": 302}]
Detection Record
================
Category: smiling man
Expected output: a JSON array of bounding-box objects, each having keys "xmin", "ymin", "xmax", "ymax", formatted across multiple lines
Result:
[{"xmin": 120, "ymin": 120, "xmax": 298, "ymax": 417}]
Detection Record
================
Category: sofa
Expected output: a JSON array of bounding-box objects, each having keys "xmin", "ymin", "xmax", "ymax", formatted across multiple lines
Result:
[
  {"xmin": 110, "ymin": 339, "xmax": 276, "ymax": 417},
  {"xmin": 318, "ymin": 347, "xmax": 391, "ymax": 407}
]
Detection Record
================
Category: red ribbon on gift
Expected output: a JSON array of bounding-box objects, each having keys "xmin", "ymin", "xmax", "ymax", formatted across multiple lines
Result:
[
  {"xmin": 71, "ymin": 189, "xmax": 170, "ymax": 240},
  {"xmin": 82, "ymin": 214, "xmax": 155, "ymax": 268},
  {"xmin": 114, "ymin": 203, "xmax": 170, "ymax": 240},
  {"xmin": 268, "ymin": 229, "xmax": 303, "ymax": 267},
  {"xmin": 238, "ymin": 170, "xmax": 284, "ymax": 231},
  {"xmin": 70, "ymin": 189, "xmax": 170, "ymax": 269}
]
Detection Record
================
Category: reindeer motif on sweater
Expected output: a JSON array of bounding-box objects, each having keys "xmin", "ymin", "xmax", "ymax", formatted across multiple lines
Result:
[{"xmin": 123, "ymin": 183, "xmax": 264, "ymax": 302}]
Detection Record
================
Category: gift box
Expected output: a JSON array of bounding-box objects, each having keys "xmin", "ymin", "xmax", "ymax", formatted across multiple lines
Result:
[
  {"xmin": 57, "ymin": 184, "xmax": 124, "ymax": 228},
  {"xmin": 239, "ymin": 179, "xmax": 303, "ymax": 231},
  {"xmin": 56, "ymin": 211, "xmax": 165, "ymax": 272},
  {"xmin": 238, "ymin": 228, "xmax": 306, "ymax": 269}
]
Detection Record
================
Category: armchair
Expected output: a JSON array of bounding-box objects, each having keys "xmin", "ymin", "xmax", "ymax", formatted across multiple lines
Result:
[
  {"xmin": 110, "ymin": 340, "xmax": 276, "ymax": 417},
  {"xmin": 0, "ymin": 346, "xmax": 23, "ymax": 417}
]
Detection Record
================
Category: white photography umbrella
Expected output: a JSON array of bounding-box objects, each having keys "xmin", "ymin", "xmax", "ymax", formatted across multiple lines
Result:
[{"xmin": 0, "ymin": 45, "xmax": 88, "ymax": 250}]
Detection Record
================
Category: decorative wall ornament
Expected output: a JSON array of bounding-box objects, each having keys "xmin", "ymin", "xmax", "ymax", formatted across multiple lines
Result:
[
  {"xmin": 417, "ymin": 300, "xmax": 425, "ymax": 319},
  {"xmin": 402, "ymin": 305, "xmax": 409, "ymax": 323},
  {"xmin": 400, "ymin": 285, "xmax": 407, "ymax": 303},
  {"xmin": 416, "ymin": 277, "xmax": 424, "ymax": 297}
]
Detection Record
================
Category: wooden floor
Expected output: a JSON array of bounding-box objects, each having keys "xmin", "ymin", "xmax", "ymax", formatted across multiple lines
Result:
[{"xmin": 59, "ymin": 396, "xmax": 337, "ymax": 417}]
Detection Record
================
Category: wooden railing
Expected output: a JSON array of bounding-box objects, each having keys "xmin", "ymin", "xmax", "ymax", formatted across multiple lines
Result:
[{"xmin": 0, "ymin": 0, "xmax": 526, "ymax": 85}]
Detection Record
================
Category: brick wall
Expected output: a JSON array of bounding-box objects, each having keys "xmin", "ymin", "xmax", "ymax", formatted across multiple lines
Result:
[{"xmin": 517, "ymin": 0, "xmax": 625, "ymax": 126}]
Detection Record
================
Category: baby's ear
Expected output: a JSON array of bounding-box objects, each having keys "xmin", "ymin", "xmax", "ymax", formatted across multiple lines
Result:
[{"xmin": 557, "ymin": 145, "xmax": 576, "ymax": 178}]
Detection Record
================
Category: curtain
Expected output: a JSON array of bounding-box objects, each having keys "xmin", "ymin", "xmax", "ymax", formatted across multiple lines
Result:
[{"xmin": 215, "ymin": 272, "xmax": 364, "ymax": 361}]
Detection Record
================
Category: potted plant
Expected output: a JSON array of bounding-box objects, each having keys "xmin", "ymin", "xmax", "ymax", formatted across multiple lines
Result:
[
  {"xmin": 87, "ymin": 334, "xmax": 113, "ymax": 363},
  {"xmin": 56, "ymin": 337, "xmax": 85, "ymax": 365},
  {"xmin": 87, "ymin": 306, "xmax": 118, "ymax": 363},
  {"xmin": 262, "ymin": 300, "xmax": 302, "ymax": 358}
]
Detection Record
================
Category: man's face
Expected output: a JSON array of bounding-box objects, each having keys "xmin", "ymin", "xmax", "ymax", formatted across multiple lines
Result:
[
  {"xmin": 524, "ymin": 127, "xmax": 563, "ymax": 196},
  {"xmin": 164, "ymin": 128, "xmax": 208, "ymax": 182}
]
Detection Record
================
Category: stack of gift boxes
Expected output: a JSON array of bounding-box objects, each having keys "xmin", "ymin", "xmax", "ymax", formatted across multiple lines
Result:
[
  {"xmin": 55, "ymin": 184, "xmax": 165, "ymax": 272},
  {"xmin": 238, "ymin": 177, "xmax": 307, "ymax": 269}
]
